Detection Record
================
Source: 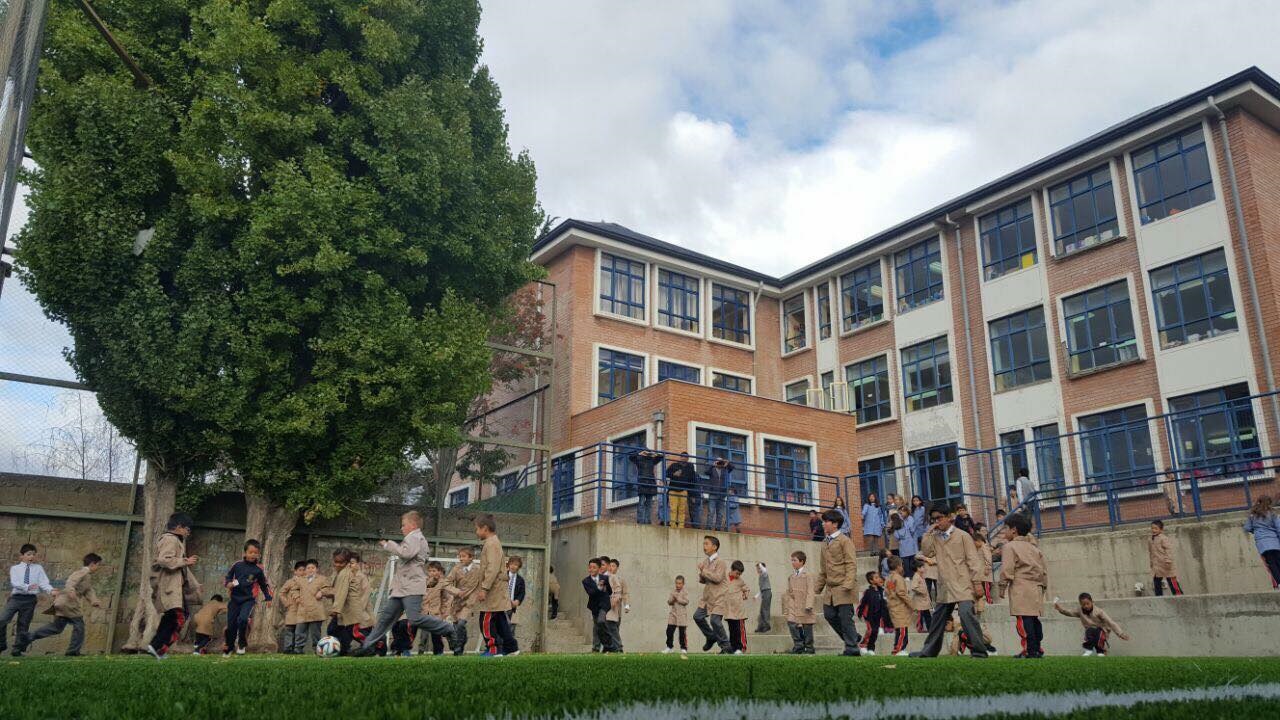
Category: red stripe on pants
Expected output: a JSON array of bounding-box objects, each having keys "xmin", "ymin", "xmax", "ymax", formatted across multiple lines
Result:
[
  {"xmin": 893, "ymin": 628, "xmax": 907, "ymax": 653},
  {"xmin": 1169, "ymin": 577, "xmax": 1183, "ymax": 595},
  {"xmin": 1098, "ymin": 630, "xmax": 1108, "ymax": 654},
  {"xmin": 859, "ymin": 621, "xmax": 873, "ymax": 648},
  {"xmin": 1016, "ymin": 617, "xmax": 1027, "ymax": 654},
  {"xmin": 481, "ymin": 613, "xmax": 499, "ymax": 655},
  {"xmin": 740, "ymin": 622, "xmax": 747, "ymax": 653}
]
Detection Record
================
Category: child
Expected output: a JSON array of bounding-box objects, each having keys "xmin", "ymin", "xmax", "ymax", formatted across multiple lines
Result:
[
  {"xmin": 355, "ymin": 510, "xmax": 431, "ymax": 656},
  {"xmin": 418, "ymin": 561, "xmax": 453, "ymax": 655},
  {"xmin": 604, "ymin": 558, "xmax": 629, "ymax": 653},
  {"xmin": 723, "ymin": 560, "xmax": 750, "ymax": 654},
  {"xmin": 953, "ymin": 504, "xmax": 974, "ymax": 534},
  {"xmin": 754, "ymin": 562, "xmax": 771, "ymax": 633},
  {"xmin": 808, "ymin": 511, "xmax": 823, "ymax": 542},
  {"xmin": 583, "ymin": 558, "xmax": 612, "ymax": 653},
  {"xmin": 548, "ymin": 565, "xmax": 560, "ymax": 620},
  {"xmin": 816, "ymin": 509, "xmax": 862, "ymax": 656},
  {"xmin": 974, "ymin": 533, "xmax": 993, "ymax": 604},
  {"xmin": 693, "ymin": 535, "xmax": 731, "ymax": 653},
  {"xmin": 222, "ymin": 539, "xmax": 273, "ymax": 656},
  {"xmin": 862, "ymin": 492, "xmax": 885, "ymax": 554},
  {"xmin": 192, "ymin": 594, "xmax": 227, "ymax": 655},
  {"xmin": 919, "ymin": 521, "xmax": 940, "ymax": 602},
  {"xmin": 474, "ymin": 513, "xmax": 517, "ymax": 657},
  {"xmin": 664, "ymin": 575, "xmax": 689, "ymax": 655},
  {"xmin": 1055, "ymin": 592, "xmax": 1131, "ymax": 656},
  {"xmin": 278, "ymin": 560, "xmax": 307, "ymax": 653},
  {"xmin": 146, "ymin": 512, "xmax": 201, "ymax": 660},
  {"xmin": 909, "ymin": 557, "xmax": 932, "ymax": 633},
  {"xmin": 856, "ymin": 571, "xmax": 885, "ymax": 655},
  {"xmin": 884, "ymin": 556, "xmax": 912, "ymax": 656},
  {"xmin": 896, "ymin": 508, "xmax": 919, "ymax": 578},
  {"xmin": 991, "ymin": 511, "xmax": 1008, "ymax": 582},
  {"xmin": 506, "ymin": 557, "xmax": 527, "ymax": 639},
  {"xmin": 998, "ymin": 513, "xmax": 1048, "ymax": 659},
  {"xmin": 2, "ymin": 543, "xmax": 54, "ymax": 657},
  {"xmin": 784, "ymin": 550, "xmax": 816, "ymax": 654},
  {"xmin": 325, "ymin": 548, "xmax": 365, "ymax": 655},
  {"xmin": 1148, "ymin": 520, "xmax": 1183, "ymax": 596},
  {"xmin": 443, "ymin": 546, "xmax": 480, "ymax": 655},
  {"xmin": 294, "ymin": 559, "xmax": 328, "ymax": 654},
  {"xmin": 951, "ymin": 617, "xmax": 994, "ymax": 657},
  {"xmin": 19, "ymin": 553, "xmax": 103, "ymax": 656},
  {"xmin": 877, "ymin": 548, "xmax": 891, "ymax": 579}
]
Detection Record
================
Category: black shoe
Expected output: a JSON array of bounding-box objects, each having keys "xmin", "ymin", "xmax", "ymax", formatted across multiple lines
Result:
[
  {"xmin": 702, "ymin": 639, "xmax": 715, "ymax": 652},
  {"xmin": 841, "ymin": 649, "xmax": 860, "ymax": 656},
  {"xmin": 805, "ymin": 648, "xmax": 816, "ymax": 654},
  {"xmin": 351, "ymin": 644, "xmax": 377, "ymax": 658},
  {"xmin": 907, "ymin": 651, "xmax": 924, "ymax": 658},
  {"xmin": 11, "ymin": 650, "xmax": 24, "ymax": 657},
  {"xmin": 64, "ymin": 652, "xmax": 81, "ymax": 657},
  {"xmin": 1013, "ymin": 652, "xmax": 1028, "ymax": 658}
]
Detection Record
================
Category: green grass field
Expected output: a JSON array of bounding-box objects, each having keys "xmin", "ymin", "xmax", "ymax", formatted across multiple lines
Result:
[{"xmin": 2, "ymin": 654, "xmax": 1278, "ymax": 719}]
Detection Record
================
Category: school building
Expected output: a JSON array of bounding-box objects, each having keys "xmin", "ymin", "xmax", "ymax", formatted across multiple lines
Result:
[{"xmin": 450, "ymin": 66, "xmax": 1280, "ymax": 545}]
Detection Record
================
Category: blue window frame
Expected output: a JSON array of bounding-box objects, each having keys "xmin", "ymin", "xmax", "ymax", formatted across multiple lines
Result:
[
  {"xmin": 1150, "ymin": 249, "xmax": 1237, "ymax": 349},
  {"xmin": 901, "ymin": 336, "xmax": 952, "ymax": 412},
  {"xmin": 712, "ymin": 283, "xmax": 751, "ymax": 344},
  {"xmin": 1049, "ymin": 165, "xmax": 1118, "ymax": 256},
  {"xmin": 657, "ymin": 360, "xmax": 701, "ymax": 384},
  {"xmin": 858, "ymin": 456, "xmax": 896, "ymax": 507},
  {"xmin": 1033, "ymin": 424, "xmax": 1066, "ymax": 492},
  {"xmin": 894, "ymin": 237, "xmax": 943, "ymax": 312},
  {"xmin": 820, "ymin": 371, "xmax": 834, "ymax": 410},
  {"xmin": 712, "ymin": 372, "xmax": 752, "ymax": 394},
  {"xmin": 1169, "ymin": 383, "xmax": 1261, "ymax": 479},
  {"xmin": 785, "ymin": 380, "xmax": 809, "ymax": 405},
  {"xmin": 597, "ymin": 348, "xmax": 644, "ymax": 404},
  {"xmin": 609, "ymin": 431, "xmax": 648, "ymax": 502},
  {"xmin": 764, "ymin": 440, "xmax": 812, "ymax": 504},
  {"xmin": 911, "ymin": 444, "xmax": 962, "ymax": 510},
  {"xmin": 657, "ymin": 269, "xmax": 700, "ymax": 332},
  {"xmin": 816, "ymin": 283, "xmax": 832, "ymax": 339},
  {"xmin": 695, "ymin": 428, "xmax": 749, "ymax": 497},
  {"xmin": 1063, "ymin": 280, "xmax": 1137, "ymax": 374},
  {"xmin": 1000, "ymin": 430, "xmax": 1027, "ymax": 495},
  {"xmin": 599, "ymin": 253, "xmax": 646, "ymax": 320},
  {"xmin": 1132, "ymin": 126, "xmax": 1214, "ymax": 224},
  {"xmin": 496, "ymin": 471, "xmax": 521, "ymax": 496},
  {"xmin": 783, "ymin": 294, "xmax": 807, "ymax": 352},
  {"xmin": 448, "ymin": 487, "xmax": 470, "ymax": 508},
  {"xmin": 552, "ymin": 453, "xmax": 576, "ymax": 517},
  {"xmin": 1078, "ymin": 405, "xmax": 1155, "ymax": 493},
  {"xmin": 840, "ymin": 261, "xmax": 885, "ymax": 331},
  {"xmin": 989, "ymin": 306, "xmax": 1051, "ymax": 391},
  {"xmin": 845, "ymin": 355, "xmax": 891, "ymax": 424},
  {"xmin": 979, "ymin": 198, "xmax": 1037, "ymax": 280}
]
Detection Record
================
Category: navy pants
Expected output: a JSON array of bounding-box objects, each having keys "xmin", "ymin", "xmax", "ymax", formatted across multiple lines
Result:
[{"xmin": 224, "ymin": 598, "xmax": 256, "ymax": 651}]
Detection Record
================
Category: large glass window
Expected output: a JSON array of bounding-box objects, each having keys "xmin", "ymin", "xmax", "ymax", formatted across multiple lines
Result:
[
  {"xmin": 1169, "ymin": 383, "xmax": 1261, "ymax": 479},
  {"xmin": 609, "ymin": 431, "xmax": 648, "ymax": 502},
  {"xmin": 1063, "ymin": 280, "xmax": 1138, "ymax": 374},
  {"xmin": 911, "ymin": 444, "xmax": 962, "ymax": 510},
  {"xmin": 657, "ymin": 360, "xmax": 701, "ymax": 384},
  {"xmin": 597, "ymin": 348, "xmax": 644, "ymax": 404},
  {"xmin": 1150, "ymin": 249, "xmax": 1237, "ymax": 349},
  {"xmin": 858, "ymin": 456, "xmax": 896, "ymax": 507},
  {"xmin": 657, "ymin": 269, "xmax": 700, "ymax": 332},
  {"xmin": 989, "ymin": 306, "xmax": 1051, "ymax": 391},
  {"xmin": 894, "ymin": 238, "xmax": 943, "ymax": 312},
  {"xmin": 712, "ymin": 283, "xmax": 751, "ymax": 344},
  {"xmin": 845, "ymin": 355, "xmax": 891, "ymax": 424},
  {"xmin": 1000, "ymin": 430, "xmax": 1027, "ymax": 495},
  {"xmin": 979, "ymin": 198, "xmax": 1037, "ymax": 280},
  {"xmin": 1132, "ymin": 126, "xmax": 1215, "ymax": 224},
  {"xmin": 783, "ymin": 294, "xmax": 807, "ymax": 352},
  {"xmin": 785, "ymin": 380, "xmax": 809, "ymax": 405},
  {"xmin": 1078, "ymin": 405, "xmax": 1155, "ymax": 493},
  {"xmin": 552, "ymin": 453, "xmax": 576, "ymax": 517},
  {"xmin": 712, "ymin": 372, "xmax": 752, "ymax": 394},
  {"xmin": 840, "ymin": 261, "xmax": 885, "ymax": 331},
  {"xmin": 1049, "ymin": 166, "xmax": 1118, "ymax": 256},
  {"xmin": 816, "ymin": 283, "xmax": 833, "ymax": 339},
  {"xmin": 599, "ymin": 253, "xmax": 646, "ymax": 319},
  {"xmin": 1033, "ymin": 424, "xmax": 1066, "ymax": 492},
  {"xmin": 901, "ymin": 336, "xmax": 952, "ymax": 412},
  {"xmin": 764, "ymin": 440, "xmax": 812, "ymax": 504},
  {"xmin": 695, "ymin": 428, "xmax": 749, "ymax": 497}
]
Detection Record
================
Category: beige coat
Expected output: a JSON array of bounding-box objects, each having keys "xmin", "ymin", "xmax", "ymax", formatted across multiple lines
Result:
[
  {"xmin": 192, "ymin": 599, "xmax": 226, "ymax": 636},
  {"xmin": 920, "ymin": 533, "xmax": 940, "ymax": 581},
  {"xmin": 783, "ymin": 569, "xmax": 817, "ymax": 624},
  {"xmin": 606, "ymin": 572, "xmax": 629, "ymax": 622},
  {"xmin": 1057, "ymin": 604, "xmax": 1125, "ymax": 634},
  {"xmin": 997, "ymin": 536, "xmax": 1048, "ymax": 616},
  {"xmin": 422, "ymin": 576, "xmax": 448, "ymax": 618},
  {"xmin": 444, "ymin": 561, "xmax": 482, "ymax": 619},
  {"xmin": 908, "ymin": 571, "xmax": 932, "ymax": 611},
  {"xmin": 48, "ymin": 567, "xmax": 99, "ymax": 620},
  {"xmin": 1148, "ymin": 533, "xmax": 1177, "ymax": 578},
  {"xmin": 149, "ymin": 532, "xmax": 200, "ymax": 613},
  {"xmin": 667, "ymin": 588, "xmax": 689, "ymax": 626},
  {"xmin": 278, "ymin": 577, "xmax": 303, "ymax": 625},
  {"xmin": 330, "ymin": 566, "xmax": 369, "ymax": 626},
  {"xmin": 978, "ymin": 544, "xmax": 993, "ymax": 582},
  {"xmin": 475, "ymin": 535, "xmax": 513, "ymax": 614},
  {"xmin": 296, "ymin": 574, "xmax": 329, "ymax": 623},
  {"xmin": 384, "ymin": 529, "xmax": 430, "ymax": 597},
  {"xmin": 548, "ymin": 570, "xmax": 560, "ymax": 599},
  {"xmin": 696, "ymin": 555, "xmax": 728, "ymax": 614},
  {"xmin": 921, "ymin": 528, "xmax": 984, "ymax": 604},
  {"xmin": 816, "ymin": 534, "xmax": 858, "ymax": 606},
  {"xmin": 885, "ymin": 572, "xmax": 913, "ymax": 628},
  {"xmin": 722, "ymin": 576, "xmax": 750, "ymax": 621}
]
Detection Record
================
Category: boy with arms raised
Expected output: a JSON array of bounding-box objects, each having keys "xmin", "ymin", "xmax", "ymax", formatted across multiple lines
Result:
[{"xmin": 355, "ymin": 510, "xmax": 430, "ymax": 656}]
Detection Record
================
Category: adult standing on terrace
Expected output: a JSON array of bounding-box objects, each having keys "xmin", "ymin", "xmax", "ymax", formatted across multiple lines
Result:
[
  {"xmin": 629, "ymin": 448, "xmax": 663, "ymax": 526},
  {"xmin": 665, "ymin": 453, "xmax": 697, "ymax": 530}
]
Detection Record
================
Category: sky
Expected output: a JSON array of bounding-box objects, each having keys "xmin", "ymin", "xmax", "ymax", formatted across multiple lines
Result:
[{"xmin": 3, "ymin": 0, "xmax": 1280, "ymax": 472}]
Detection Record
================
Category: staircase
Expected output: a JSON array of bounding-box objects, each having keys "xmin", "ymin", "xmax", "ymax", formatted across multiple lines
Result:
[{"xmin": 542, "ymin": 613, "xmax": 594, "ymax": 653}]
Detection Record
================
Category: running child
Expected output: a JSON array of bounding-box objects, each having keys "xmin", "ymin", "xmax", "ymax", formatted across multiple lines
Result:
[
  {"xmin": 723, "ymin": 561, "xmax": 750, "ymax": 654},
  {"xmin": 222, "ymin": 539, "xmax": 273, "ymax": 656},
  {"xmin": 1054, "ymin": 592, "xmax": 1130, "ymax": 656},
  {"xmin": 884, "ymin": 555, "xmax": 912, "ymax": 656},
  {"xmin": 2, "ymin": 543, "xmax": 55, "ymax": 657},
  {"xmin": 474, "ymin": 514, "xmax": 517, "ymax": 656},
  {"xmin": 18, "ymin": 553, "xmax": 103, "ymax": 656},
  {"xmin": 856, "ymin": 571, "xmax": 885, "ymax": 655}
]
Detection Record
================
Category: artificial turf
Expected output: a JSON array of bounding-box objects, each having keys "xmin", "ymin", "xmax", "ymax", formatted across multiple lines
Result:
[{"xmin": 1, "ymin": 654, "xmax": 1277, "ymax": 719}]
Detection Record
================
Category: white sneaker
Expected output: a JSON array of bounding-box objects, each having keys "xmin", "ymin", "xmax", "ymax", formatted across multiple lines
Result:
[
  {"xmin": 680, "ymin": 650, "xmax": 687, "ymax": 657},
  {"xmin": 508, "ymin": 650, "xmax": 520, "ymax": 656},
  {"xmin": 989, "ymin": 649, "xmax": 999, "ymax": 656},
  {"xmin": 235, "ymin": 646, "xmax": 246, "ymax": 656},
  {"xmin": 895, "ymin": 650, "xmax": 910, "ymax": 657},
  {"xmin": 1082, "ymin": 649, "xmax": 1095, "ymax": 657},
  {"xmin": 862, "ymin": 649, "xmax": 875, "ymax": 656},
  {"xmin": 1096, "ymin": 652, "xmax": 1107, "ymax": 657},
  {"xmin": 192, "ymin": 649, "xmax": 200, "ymax": 656},
  {"xmin": 144, "ymin": 646, "xmax": 165, "ymax": 661},
  {"xmin": 662, "ymin": 648, "xmax": 672, "ymax": 654},
  {"xmin": 733, "ymin": 650, "xmax": 743, "ymax": 655}
]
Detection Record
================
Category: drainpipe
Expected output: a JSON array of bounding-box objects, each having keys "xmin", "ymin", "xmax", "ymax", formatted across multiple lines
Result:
[
  {"xmin": 752, "ymin": 280, "xmax": 764, "ymax": 390},
  {"xmin": 940, "ymin": 214, "xmax": 989, "ymax": 508},
  {"xmin": 1206, "ymin": 95, "xmax": 1280, "ymax": 436}
]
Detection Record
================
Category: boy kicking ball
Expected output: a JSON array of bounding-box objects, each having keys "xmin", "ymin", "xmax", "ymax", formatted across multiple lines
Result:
[{"xmin": 1054, "ymin": 593, "xmax": 1130, "ymax": 656}]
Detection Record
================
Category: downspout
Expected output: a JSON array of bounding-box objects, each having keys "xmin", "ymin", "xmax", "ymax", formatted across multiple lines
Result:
[
  {"xmin": 752, "ymin": 280, "xmax": 764, "ymax": 389},
  {"xmin": 941, "ymin": 214, "xmax": 988, "ymax": 505},
  {"xmin": 1207, "ymin": 95, "xmax": 1280, "ymax": 435}
]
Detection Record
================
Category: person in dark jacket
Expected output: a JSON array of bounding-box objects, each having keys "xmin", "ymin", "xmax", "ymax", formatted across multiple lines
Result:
[
  {"xmin": 856, "ymin": 571, "xmax": 886, "ymax": 655},
  {"xmin": 665, "ymin": 453, "xmax": 697, "ymax": 530},
  {"xmin": 707, "ymin": 457, "xmax": 735, "ymax": 532},
  {"xmin": 222, "ymin": 539, "xmax": 273, "ymax": 656},
  {"xmin": 629, "ymin": 448, "xmax": 663, "ymax": 525},
  {"xmin": 582, "ymin": 558, "xmax": 613, "ymax": 652}
]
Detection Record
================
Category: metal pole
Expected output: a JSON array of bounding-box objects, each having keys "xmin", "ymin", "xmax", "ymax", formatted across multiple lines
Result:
[
  {"xmin": 104, "ymin": 452, "xmax": 142, "ymax": 652},
  {"xmin": 75, "ymin": 0, "xmax": 152, "ymax": 89}
]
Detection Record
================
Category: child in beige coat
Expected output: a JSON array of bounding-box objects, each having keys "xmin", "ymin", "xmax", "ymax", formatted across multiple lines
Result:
[{"xmin": 664, "ymin": 575, "xmax": 689, "ymax": 655}]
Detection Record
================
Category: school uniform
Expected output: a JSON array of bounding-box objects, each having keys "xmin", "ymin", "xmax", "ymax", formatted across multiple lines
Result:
[
  {"xmin": 862, "ymin": 504, "xmax": 885, "ymax": 553},
  {"xmin": 885, "ymin": 572, "xmax": 913, "ymax": 654},
  {"xmin": 278, "ymin": 576, "xmax": 303, "ymax": 653},
  {"xmin": 920, "ymin": 532, "xmax": 940, "ymax": 601},
  {"xmin": 147, "ymin": 532, "xmax": 201, "ymax": 656},
  {"xmin": 358, "ymin": 528, "xmax": 430, "ymax": 654},
  {"xmin": 604, "ymin": 571, "xmax": 629, "ymax": 652},
  {"xmin": 909, "ymin": 571, "xmax": 932, "ymax": 632},
  {"xmin": 547, "ymin": 570, "xmax": 561, "ymax": 619},
  {"xmin": 755, "ymin": 568, "xmax": 772, "ymax": 633},
  {"xmin": 1148, "ymin": 532, "xmax": 1183, "ymax": 596},
  {"xmin": 693, "ymin": 553, "xmax": 731, "ymax": 652},
  {"xmin": 855, "ymin": 585, "xmax": 886, "ymax": 652},
  {"xmin": 21, "ymin": 566, "xmax": 99, "ymax": 655},
  {"xmin": 896, "ymin": 517, "xmax": 920, "ymax": 579},
  {"xmin": 998, "ymin": 535, "xmax": 1048, "ymax": 657},
  {"xmin": 291, "ymin": 574, "xmax": 329, "ymax": 653},
  {"xmin": 783, "ymin": 566, "xmax": 817, "ymax": 653},
  {"xmin": 583, "ymin": 573, "xmax": 612, "ymax": 652},
  {"xmin": 916, "ymin": 526, "xmax": 987, "ymax": 658},
  {"xmin": 977, "ymin": 543, "xmax": 994, "ymax": 604},
  {"xmin": 2, "ymin": 561, "xmax": 53, "ymax": 654},
  {"xmin": 1244, "ymin": 512, "xmax": 1280, "ymax": 588},
  {"xmin": 222, "ymin": 558, "xmax": 273, "ymax": 653},
  {"xmin": 666, "ymin": 587, "xmax": 689, "ymax": 651},
  {"xmin": 506, "ymin": 570, "xmax": 526, "ymax": 629},
  {"xmin": 816, "ymin": 531, "xmax": 862, "ymax": 655},
  {"xmin": 327, "ymin": 566, "xmax": 367, "ymax": 654},
  {"xmin": 476, "ymin": 534, "xmax": 516, "ymax": 656},
  {"xmin": 1057, "ymin": 603, "xmax": 1126, "ymax": 654},
  {"xmin": 191, "ymin": 598, "xmax": 227, "ymax": 654},
  {"xmin": 415, "ymin": 576, "xmax": 449, "ymax": 654},
  {"xmin": 953, "ymin": 514, "xmax": 975, "ymax": 535},
  {"xmin": 720, "ymin": 576, "xmax": 750, "ymax": 653}
]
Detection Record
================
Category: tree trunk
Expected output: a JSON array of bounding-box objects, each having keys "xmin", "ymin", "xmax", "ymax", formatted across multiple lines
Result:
[
  {"xmin": 244, "ymin": 490, "xmax": 297, "ymax": 652},
  {"xmin": 432, "ymin": 445, "xmax": 460, "ymax": 529},
  {"xmin": 120, "ymin": 461, "xmax": 178, "ymax": 652}
]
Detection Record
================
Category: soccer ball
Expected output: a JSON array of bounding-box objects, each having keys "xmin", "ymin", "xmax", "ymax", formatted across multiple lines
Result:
[{"xmin": 316, "ymin": 636, "xmax": 342, "ymax": 658}]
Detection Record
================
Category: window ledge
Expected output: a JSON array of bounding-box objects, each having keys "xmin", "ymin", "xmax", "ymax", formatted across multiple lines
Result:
[
  {"xmin": 838, "ymin": 316, "xmax": 891, "ymax": 339},
  {"xmin": 594, "ymin": 309, "xmax": 650, "ymax": 328},
  {"xmin": 853, "ymin": 416, "xmax": 898, "ymax": 430},
  {"xmin": 708, "ymin": 335, "xmax": 755, "ymax": 352},
  {"xmin": 1066, "ymin": 355, "xmax": 1144, "ymax": 380},
  {"xmin": 653, "ymin": 322, "xmax": 703, "ymax": 340},
  {"xmin": 781, "ymin": 345, "xmax": 813, "ymax": 359},
  {"xmin": 1137, "ymin": 199, "xmax": 1217, "ymax": 229},
  {"xmin": 1157, "ymin": 328, "xmax": 1239, "ymax": 354},
  {"xmin": 896, "ymin": 298, "xmax": 945, "ymax": 316},
  {"xmin": 993, "ymin": 377, "xmax": 1055, "ymax": 395},
  {"xmin": 1051, "ymin": 234, "xmax": 1129, "ymax": 262},
  {"xmin": 983, "ymin": 261, "xmax": 1040, "ymax": 284}
]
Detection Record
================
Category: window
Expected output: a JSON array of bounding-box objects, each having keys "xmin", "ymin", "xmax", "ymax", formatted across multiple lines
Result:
[
  {"xmin": 552, "ymin": 453, "xmax": 576, "ymax": 517},
  {"xmin": 858, "ymin": 456, "xmax": 896, "ymax": 506},
  {"xmin": 785, "ymin": 380, "xmax": 809, "ymax": 405},
  {"xmin": 1150, "ymin": 249, "xmax": 1237, "ymax": 349},
  {"xmin": 597, "ymin": 348, "xmax": 644, "ymax": 404},
  {"xmin": 1049, "ymin": 166, "xmax": 1119, "ymax": 256},
  {"xmin": 901, "ymin": 336, "xmax": 952, "ymax": 412},
  {"xmin": 1063, "ymin": 280, "xmax": 1138, "ymax": 374},
  {"xmin": 712, "ymin": 283, "xmax": 751, "ymax": 344},
  {"xmin": 911, "ymin": 444, "xmax": 962, "ymax": 510},
  {"xmin": 989, "ymin": 306, "xmax": 1051, "ymax": 391},
  {"xmin": 840, "ymin": 261, "xmax": 885, "ymax": 331},
  {"xmin": 783, "ymin": 294, "xmax": 807, "ymax": 352},
  {"xmin": 894, "ymin": 237, "xmax": 943, "ymax": 312},
  {"xmin": 1000, "ymin": 430, "xmax": 1027, "ymax": 495},
  {"xmin": 764, "ymin": 440, "xmax": 812, "ymax": 504},
  {"xmin": 845, "ymin": 355, "xmax": 891, "ymax": 424},
  {"xmin": 657, "ymin": 269, "xmax": 700, "ymax": 332},
  {"xmin": 1132, "ymin": 126, "xmax": 1214, "ymax": 224},
  {"xmin": 496, "ymin": 471, "xmax": 521, "ymax": 495},
  {"xmin": 1169, "ymin": 383, "xmax": 1261, "ymax": 479},
  {"xmin": 979, "ymin": 198, "xmax": 1037, "ymax": 280},
  {"xmin": 448, "ymin": 487, "xmax": 470, "ymax": 508},
  {"xmin": 658, "ymin": 360, "xmax": 701, "ymax": 384},
  {"xmin": 599, "ymin": 253, "xmax": 645, "ymax": 320},
  {"xmin": 609, "ymin": 431, "xmax": 648, "ymax": 502},
  {"xmin": 1078, "ymin": 405, "xmax": 1155, "ymax": 493},
  {"xmin": 1033, "ymin": 424, "xmax": 1066, "ymax": 492},
  {"xmin": 712, "ymin": 372, "xmax": 752, "ymax": 394},
  {"xmin": 820, "ymin": 371, "xmax": 835, "ymax": 410},
  {"xmin": 816, "ymin": 283, "xmax": 832, "ymax": 339},
  {"xmin": 695, "ymin": 428, "xmax": 749, "ymax": 497}
]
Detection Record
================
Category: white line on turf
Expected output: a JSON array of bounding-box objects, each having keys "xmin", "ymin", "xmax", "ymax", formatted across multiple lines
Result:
[{"xmin": 516, "ymin": 682, "xmax": 1280, "ymax": 720}]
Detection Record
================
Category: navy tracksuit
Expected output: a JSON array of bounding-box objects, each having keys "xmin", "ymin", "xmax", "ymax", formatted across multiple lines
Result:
[{"xmin": 223, "ymin": 559, "xmax": 272, "ymax": 652}]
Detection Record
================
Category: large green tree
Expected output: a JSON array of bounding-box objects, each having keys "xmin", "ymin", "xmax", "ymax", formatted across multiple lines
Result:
[{"xmin": 17, "ymin": 0, "xmax": 540, "ymax": 650}]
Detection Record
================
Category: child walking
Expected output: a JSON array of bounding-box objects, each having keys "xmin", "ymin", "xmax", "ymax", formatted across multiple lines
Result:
[
  {"xmin": 723, "ymin": 561, "xmax": 750, "ymax": 654},
  {"xmin": 884, "ymin": 556, "xmax": 912, "ymax": 656},
  {"xmin": 856, "ymin": 571, "xmax": 886, "ymax": 655},
  {"xmin": 19, "ymin": 553, "xmax": 103, "ymax": 656},
  {"xmin": 784, "ymin": 550, "xmax": 816, "ymax": 654},
  {"xmin": 146, "ymin": 513, "xmax": 201, "ymax": 660},
  {"xmin": 693, "ymin": 536, "xmax": 731, "ymax": 654},
  {"xmin": 664, "ymin": 575, "xmax": 689, "ymax": 655},
  {"xmin": 444, "ymin": 546, "xmax": 480, "ymax": 655},
  {"xmin": 1148, "ymin": 520, "xmax": 1183, "ymax": 596},
  {"xmin": 909, "ymin": 557, "xmax": 932, "ymax": 633},
  {"xmin": 2, "ymin": 544, "xmax": 55, "ymax": 657},
  {"xmin": 222, "ymin": 539, "xmax": 273, "ymax": 656},
  {"xmin": 998, "ymin": 513, "xmax": 1048, "ymax": 658},
  {"xmin": 474, "ymin": 514, "xmax": 517, "ymax": 657},
  {"xmin": 1054, "ymin": 592, "xmax": 1130, "ymax": 656}
]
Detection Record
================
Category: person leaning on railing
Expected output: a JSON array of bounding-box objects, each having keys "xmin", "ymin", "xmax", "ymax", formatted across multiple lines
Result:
[
  {"xmin": 664, "ymin": 452, "xmax": 697, "ymax": 530},
  {"xmin": 629, "ymin": 448, "xmax": 663, "ymax": 526}
]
